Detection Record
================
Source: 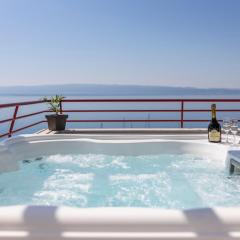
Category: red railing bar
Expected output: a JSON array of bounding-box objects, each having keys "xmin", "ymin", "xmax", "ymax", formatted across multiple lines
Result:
[
  {"xmin": 0, "ymin": 132, "xmax": 10, "ymax": 138},
  {"xmin": 67, "ymin": 119, "xmax": 181, "ymax": 123},
  {"xmin": 62, "ymin": 98, "xmax": 240, "ymax": 103},
  {"xmin": 183, "ymin": 119, "xmax": 225, "ymax": 122},
  {"xmin": 0, "ymin": 100, "xmax": 47, "ymax": 109},
  {"xmin": 183, "ymin": 120, "xmax": 210, "ymax": 122},
  {"xmin": 15, "ymin": 110, "xmax": 50, "ymax": 120},
  {"xmin": 62, "ymin": 109, "xmax": 240, "ymax": 113},
  {"xmin": 62, "ymin": 109, "xmax": 181, "ymax": 113},
  {"xmin": 0, "ymin": 120, "xmax": 46, "ymax": 139},
  {"xmin": 11, "ymin": 120, "xmax": 46, "ymax": 134},
  {"xmin": 184, "ymin": 109, "xmax": 240, "ymax": 112},
  {"xmin": 0, "ymin": 108, "xmax": 239, "ymax": 125},
  {"xmin": 180, "ymin": 99, "xmax": 240, "ymax": 102},
  {"xmin": 8, "ymin": 105, "xmax": 19, "ymax": 137},
  {"xmin": 63, "ymin": 99, "xmax": 183, "ymax": 103},
  {"xmin": 67, "ymin": 119, "xmax": 227, "ymax": 123},
  {"xmin": 0, "ymin": 117, "xmax": 17, "ymax": 124},
  {"xmin": 0, "ymin": 110, "xmax": 50, "ymax": 124},
  {"xmin": 0, "ymin": 98, "xmax": 239, "ymax": 107}
]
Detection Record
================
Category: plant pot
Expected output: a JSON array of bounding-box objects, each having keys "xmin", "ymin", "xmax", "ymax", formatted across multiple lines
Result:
[{"xmin": 45, "ymin": 114, "xmax": 68, "ymax": 131}]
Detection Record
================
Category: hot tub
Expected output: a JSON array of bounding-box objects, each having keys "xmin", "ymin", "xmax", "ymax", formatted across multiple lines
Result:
[{"xmin": 0, "ymin": 134, "xmax": 239, "ymax": 239}]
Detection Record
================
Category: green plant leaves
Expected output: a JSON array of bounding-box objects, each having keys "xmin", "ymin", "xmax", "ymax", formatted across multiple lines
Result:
[{"xmin": 44, "ymin": 95, "xmax": 65, "ymax": 114}]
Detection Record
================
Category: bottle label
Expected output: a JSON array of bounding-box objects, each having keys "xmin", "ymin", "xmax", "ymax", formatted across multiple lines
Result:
[{"xmin": 209, "ymin": 130, "xmax": 221, "ymax": 142}]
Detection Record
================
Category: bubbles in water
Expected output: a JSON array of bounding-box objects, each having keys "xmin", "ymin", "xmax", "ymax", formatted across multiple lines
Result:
[
  {"xmin": 0, "ymin": 153, "xmax": 240, "ymax": 208},
  {"xmin": 108, "ymin": 172, "xmax": 172, "ymax": 207}
]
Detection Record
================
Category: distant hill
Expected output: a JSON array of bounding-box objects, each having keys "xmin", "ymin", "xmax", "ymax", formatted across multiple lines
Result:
[{"xmin": 0, "ymin": 84, "xmax": 240, "ymax": 96}]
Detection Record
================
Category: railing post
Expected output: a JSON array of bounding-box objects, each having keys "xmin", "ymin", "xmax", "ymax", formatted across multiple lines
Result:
[
  {"xmin": 8, "ymin": 105, "xmax": 19, "ymax": 137},
  {"xmin": 180, "ymin": 100, "xmax": 184, "ymax": 128}
]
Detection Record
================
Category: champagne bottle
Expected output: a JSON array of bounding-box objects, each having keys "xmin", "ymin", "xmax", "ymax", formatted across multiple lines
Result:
[{"xmin": 208, "ymin": 104, "xmax": 221, "ymax": 142}]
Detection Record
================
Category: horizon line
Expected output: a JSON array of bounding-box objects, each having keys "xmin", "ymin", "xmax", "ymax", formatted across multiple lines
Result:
[{"xmin": 0, "ymin": 83, "xmax": 240, "ymax": 91}]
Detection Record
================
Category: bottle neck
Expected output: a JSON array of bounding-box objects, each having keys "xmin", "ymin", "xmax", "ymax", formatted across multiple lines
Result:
[{"xmin": 212, "ymin": 108, "xmax": 217, "ymax": 120}]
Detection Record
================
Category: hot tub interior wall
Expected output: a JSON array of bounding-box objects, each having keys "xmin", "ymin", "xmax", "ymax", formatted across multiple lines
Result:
[{"xmin": 0, "ymin": 136, "xmax": 228, "ymax": 173}]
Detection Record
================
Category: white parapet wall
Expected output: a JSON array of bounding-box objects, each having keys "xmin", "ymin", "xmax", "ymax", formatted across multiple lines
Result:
[{"xmin": 0, "ymin": 205, "xmax": 240, "ymax": 240}]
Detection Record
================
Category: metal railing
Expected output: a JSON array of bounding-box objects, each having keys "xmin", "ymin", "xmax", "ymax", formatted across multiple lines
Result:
[
  {"xmin": 0, "ymin": 98, "xmax": 240, "ymax": 138},
  {"xmin": 0, "ymin": 100, "xmax": 48, "ymax": 138}
]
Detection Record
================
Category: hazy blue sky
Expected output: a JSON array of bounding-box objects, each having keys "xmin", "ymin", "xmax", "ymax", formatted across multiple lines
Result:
[{"xmin": 0, "ymin": 0, "xmax": 240, "ymax": 87}]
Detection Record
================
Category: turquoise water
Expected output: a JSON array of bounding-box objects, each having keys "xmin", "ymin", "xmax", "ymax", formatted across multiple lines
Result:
[{"xmin": 1, "ymin": 153, "xmax": 240, "ymax": 209}]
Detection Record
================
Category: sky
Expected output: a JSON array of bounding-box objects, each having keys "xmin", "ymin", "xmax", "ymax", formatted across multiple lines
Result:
[{"xmin": 0, "ymin": 0, "xmax": 240, "ymax": 88}]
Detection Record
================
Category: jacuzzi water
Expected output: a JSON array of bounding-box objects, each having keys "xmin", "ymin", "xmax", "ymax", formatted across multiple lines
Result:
[{"xmin": 0, "ymin": 153, "xmax": 240, "ymax": 209}]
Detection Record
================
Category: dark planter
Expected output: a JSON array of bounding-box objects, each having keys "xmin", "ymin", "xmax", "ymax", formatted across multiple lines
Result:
[{"xmin": 45, "ymin": 114, "xmax": 68, "ymax": 131}]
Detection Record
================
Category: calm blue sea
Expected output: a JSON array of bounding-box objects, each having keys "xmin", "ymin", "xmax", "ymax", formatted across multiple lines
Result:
[{"xmin": 0, "ymin": 95, "xmax": 240, "ymax": 137}]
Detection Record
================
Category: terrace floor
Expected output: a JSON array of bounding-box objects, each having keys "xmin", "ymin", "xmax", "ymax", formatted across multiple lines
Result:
[{"xmin": 37, "ymin": 128, "xmax": 208, "ymax": 135}]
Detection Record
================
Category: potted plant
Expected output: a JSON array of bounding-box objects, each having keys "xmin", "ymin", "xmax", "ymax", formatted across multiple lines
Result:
[{"xmin": 43, "ymin": 95, "xmax": 68, "ymax": 131}]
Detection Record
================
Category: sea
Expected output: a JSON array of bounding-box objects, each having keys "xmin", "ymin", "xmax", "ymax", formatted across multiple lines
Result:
[{"xmin": 0, "ymin": 94, "xmax": 240, "ymax": 138}]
